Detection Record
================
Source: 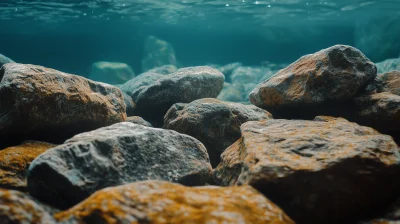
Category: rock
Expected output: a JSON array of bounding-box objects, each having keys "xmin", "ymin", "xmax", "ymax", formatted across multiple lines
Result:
[
  {"xmin": 218, "ymin": 82, "xmax": 246, "ymax": 102},
  {"xmin": 0, "ymin": 54, "xmax": 14, "ymax": 67},
  {"xmin": 215, "ymin": 62, "xmax": 242, "ymax": 82},
  {"xmin": 249, "ymin": 45, "xmax": 377, "ymax": 119},
  {"xmin": 27, "ymin": 122, "xmax": 212, "ymax": 209},
  {"xmin": 164, "ymin": 98, "xmax": 272, "ymax": 167},
  {"xmin": 376, "ymin": 57, "xmax": 400, "ymax": 74},
  {"xmin": 89, "ymin": 61, "xmax": 135, "ymax": 85},
  {"xmin": 122, "ymin": 91, "xmax": 136, "ymax": 116},
  {"xmin": 142, "ymin": 36, "xmax": 177, "ymax": 72},
  {"xmin": 0, "ymin": 141, "xmax": 56, "ymax": 191},
  {"xmin": 0, "ymin": 63, "xmax": 126, "ymax": 147},
  {"xmin": 214, "ymin": 117, "xmax": 400, "ymax": 224},
  {"xmin": 126, "ymin": 116, "xmax": 152, "ymax": 127},
  {"xmin": 0, "ymin": 189, "xmax": 55, "ymax": 224},
  {"xmin": 54, "ymin": 180, "xmax": 294, "ymax": 224},
  {"xmin": 354, "ymin": 71, "xmax": 400, "ymax": 141},
  {"xmin": 130, "ymin": 66, "xmax": 224, "ymax": 126},
  {"xmin": 120, "ymin": 71, "xmax": 165, "ymax": 98},
  {"xmin": 147, "ymin": 64, "xmax": 178, "ymax": 75}
]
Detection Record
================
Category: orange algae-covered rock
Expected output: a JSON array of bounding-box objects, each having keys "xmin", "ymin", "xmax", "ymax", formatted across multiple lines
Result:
[
  {"xmin": 0, "ymin": 188, "xmax": 55, "ymax": 224},
  {"xmin": 55, "ymin": 180, "xmax": 294, "ymax": 224},
  {"xmin": 0, "ymin": 141, "xmax": 56, "ymax": 191},
  {"xmin": 214, "ymin": 117, "xmax": 400, "ymax": 224}
]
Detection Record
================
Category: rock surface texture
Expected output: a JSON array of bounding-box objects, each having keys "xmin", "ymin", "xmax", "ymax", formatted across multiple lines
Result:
[
  {"xmin": 0, "ymin": 141, "xmax": 56, "ymax": 191},
  {"xmin": 89, "ymin": 61, "xmax": 135, "ymax": 85},
  {"xmin": 129, "ymin": 66, "xmax": 224, "ymax": 126},
  {"xmin": 55, "ymin": 180, "xmax": 294, "ymax": 224},
  {"xmin": 164, "ymin": 98, "xmax": 272, "ymax": 167},
  {"xmin": 214, "ymin": 117, "xmax": 400, "ymax": 224},
  {"xmin": 249, "ymin": 45, "xmax": 377, "ymax": 118},
  {"xmin": 0, "ymin": 189, "xmax": 55, "ymax": 224},
  {"xmin": 126, "ymin": 116, "xmax": 153, "ymax": 127},
  {"xmin": 0, "ymin": 63, "xmax": 126, "ymax": 147},
  {"xmin": 27, "ymin": 122, "xmax": 212, "ymax": 209}
]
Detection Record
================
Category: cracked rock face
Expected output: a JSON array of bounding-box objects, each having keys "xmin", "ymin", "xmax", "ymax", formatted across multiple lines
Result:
[
  {"xmin": 27, "ymin": 122, "xmax": 212, "ymax": 209},
  {"xmin": 0, "ymin": 63, "xmax": 126, "ymax": 146},
  {"xmin": 249, "ymin": 45, "xmax": 377, "ymax": 118},
  {"xmin": 214, "ymin": 117, "xmax": 400, "ymax": 224},
  {"xmin": 164, "ymin": 98, "xmax": 272, "ymax": 167},
  {"xmin": 55, "ymin": 180, "xmax": 294, "ymax": 224},
  {"xmin": 0, "ymin": 188, "xmax": 55, "ymax": 224}
]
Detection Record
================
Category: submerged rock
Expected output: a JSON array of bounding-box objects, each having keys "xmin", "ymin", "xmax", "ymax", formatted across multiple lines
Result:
[
  {"xmin": 126, "ymin": 116, "xmax": 152, "ymax": 127},
  {"xmin": 0, "ymin": 189, "xmax": 55, "ymax": 224},
  {"xmin": 55, "ymin": 180, "xmax": 294, "ymax": 224},
  {"xmin": 142, "ymin": 36, "xmax": 177, "ymax": 72},
  {"xmin": 354, "ymin": 71, "xmax": 400, "ymax": 139},
  {"xmin": 0, "ymin": 141, "xmax": 56, "ymax": 191},
  {"xmin": 376, "ymin": 57, "xmax": 400, "ymax": 74},
  {"xmin": 164, "ymin": 98, "xmax": 272, "ymax": 167},
  {"xmin": 27, "ymin": 122, "xmax": 212, "ymax": 209},
  {"xmin": 122, "ymin": 91, "xmax": 136, "ymax": 116},
  {"xmin": 89, "ymin": 61, "xmax": 135, "ymax": 85},
  {"xmin": 231, "ymin": 66, "xmax": 273, "ymax": 85},
  {"xmin": 147, "ymin": 64, "xmax": 178, "ymax": 74},
  {"xmin": 0, "ymin": 63, "xmax": 126, "ymax": 146},
  {"xmin": 214, "ymin": 117, "xmax": 400, "ymax": 224},
  {"xmin": 130, "ymin": 66, "xmax": 224, "ymax": 126},
  {"xmin": 0, "ymin": 54, "xmax": 14, "ymax": 67},
  {"xmin": 249, "ymin": 45, "xmax": 377, "ymax": 119},
  {"xmin": 218, "ymin": 82, "xmax": 247, "ymax": 102},
  {"xmin": 120, "ymin": 72, "xmax": 165, "ymax": 99}
]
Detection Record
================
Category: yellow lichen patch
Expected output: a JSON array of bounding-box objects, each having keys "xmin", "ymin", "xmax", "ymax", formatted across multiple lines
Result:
[
  {"xmin": 55, "ymin": 181, "xmax": 294, "ymax": 224},
  {"xmin": 0, "ymin": 141, "xmax": 56, "ymax": 190}
]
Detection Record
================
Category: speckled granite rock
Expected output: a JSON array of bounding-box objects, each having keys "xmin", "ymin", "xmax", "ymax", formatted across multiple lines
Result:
[
  {"xmin": 130, "ymin": 66, "xmax": 224, "ymax": 126},
  {"xmin": 249, "ymin": 45, "xmax": 377, "ymax": 119},
  {"xmin": 0, "ymin": 141, "xmax": 56, "ymax": 191},
  {"xmin": 0, "ymin": 63, "xmax": 126, "ymax": 147},
  {"xmin": 0, "ymin": 189, "xmax": 55, "ymax": 224},
  {"xmin": 55, "ymin": 180, "xmax": 294, "ymax": 224},
  {"xmin": 214, "ymin": 117, "xmax": 400, "ymax": 224},
  {"xmin": 28, "ymin": 122, "xmax": 212, "ymax": 209},
  {"xmin": 0, "ymin": 54, "xmax": 14, "ymax": 67},
  {"xmin": 164, "ymin": 98, "xmax": 272, "ymax": 167},
  {"xmin": 89, "ymin": 61, "xmax": 135, "ymax": 85},
  {"xmin": 126, "ymin": 116, "xmax": 152, "ymax": 127},
  {"xmin": 120, "ymin": 72, "xmax": 165, "ymax": 99}
]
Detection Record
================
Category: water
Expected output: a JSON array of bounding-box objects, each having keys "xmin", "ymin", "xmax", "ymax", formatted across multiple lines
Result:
[{"xmin": 1, "ymin": 0, "xmax": 400, "ymax": 76}]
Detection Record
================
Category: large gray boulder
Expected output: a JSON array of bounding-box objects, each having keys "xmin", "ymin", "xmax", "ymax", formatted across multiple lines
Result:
[
  {"xmin": 0, "ymin": 63, "xmax": 126, "ymax": 147},
  {"xmin": 27, "ymin": 122, "xmax": 212, "ymax": 209},
  {"xmin": 129, "ymin": 66, "xmax": 224, "ymax": 126},
  {"xmin": 89, "ymin": 61, "xmax": 135, "ymax": 85},
  {"xmin": 120, "ymin": 72, "xmax": 165, "ymax": 99},
  {"xmin": 0, "ymin": 54, "xmax": 14, "ymax": 67},
  {"xmin": 249, "ymin": 45, "xmax": 377, "ymax": 119},
  {"xmin": 141, "ymin": 36, "xmax": 177, "ymax": 72},
  {"xmin": 164, "ymin": 98, "xmax": 272, "ymax": 167},
  {"xmin": 214, "ymin": 117, "xmax": 400, "ymax": 224}
]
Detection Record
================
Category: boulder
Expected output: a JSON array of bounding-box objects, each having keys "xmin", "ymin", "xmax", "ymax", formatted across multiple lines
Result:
[
  {"xmin": 130, "ymin": 66, "xmax": 224, "ymax": 126},
  {"xmin": 354, "ymin": 71, "xmax": 400, "ymax": 141},
  {"xmin": 126, "ymin": 116, "xmax": 152, "ymax": 127},
  {"xmin": 147, "ymin": 64, "xmax": 178, "ymax": 75},
  {"xmin": 27, "ymin": 122, "xmax": 212, "ymax": 209},
  {"xmin": 214, "ymin": 117, "xmax": 400, "ymax": 224},
  {"xmin": 0, "ymin": 63, "xmax": 126, "ymax": 147},
  {"xmin": 89, "ymin": 61, "xmax": 135, "ymax": 85},
  {"xmin": 249, "ymin": 45, "xmax": 377, "ymax": 119},
  {"xmin": 376, "ymin": 57, "xmax": 400, "ymax": 74},
  {"xmin": 122, "ymin": 91, "xmax": 135, "ymax": 116},
  {"xmin": 164, "ymin": 98, "xmax": 272, "ymax": 167},
  {"xmin": 54, "ymin": 180, "xmax": 294, "ymax": 224},
  {"xmin": 0, "ymin": 141, "xmax": 56, "ymax": 191},
  {"xmin": 218, "ymin": 82, "xmax": 247, "ymax": 102},
  {"xmin": 0, "ymin": 54, "xmax": 14, "ymax": 67},
  {"xmin": 120, "ymin": 72, "xmax": 165, "ymax": 99},
  {"xmin": 0, "ymin": 189, "xmax": 55, "ymax": 224},
  {"xmin": 142, "ymin": 36, "xmax": 177, "ymax": 72}
]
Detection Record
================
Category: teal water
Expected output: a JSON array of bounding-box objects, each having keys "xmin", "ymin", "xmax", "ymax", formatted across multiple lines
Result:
[{"xmin": 0, "ymin": 0, "xmax": 399, "ymax": 76}]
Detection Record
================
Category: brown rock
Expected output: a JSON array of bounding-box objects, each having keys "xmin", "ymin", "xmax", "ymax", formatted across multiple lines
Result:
[
  {"xmin": 0, "ymin": 141, "xmax": 55, "ymax": 191},
  {"xmin": 55, "ymin": 180, "xmax": 294, "ymax": 224},
  {"xmin": 249, "ymin": 45, "xmax": 376, "ymax": 119},
  {"xmin": 214, "ymin": 117, "xmax": 400, "ymax": 224},
  {"xmin": 0, "ymin": 188, "xmax": 55, "ymax": 224},
  {"xmin": 0, "ymin": 63, "xmax": 126, "ymax": 147}
]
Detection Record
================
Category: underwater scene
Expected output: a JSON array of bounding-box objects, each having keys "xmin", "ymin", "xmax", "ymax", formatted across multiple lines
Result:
[{"xmin": 0, "ymin": 0, "xmax": 400, "ymax": 223}]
